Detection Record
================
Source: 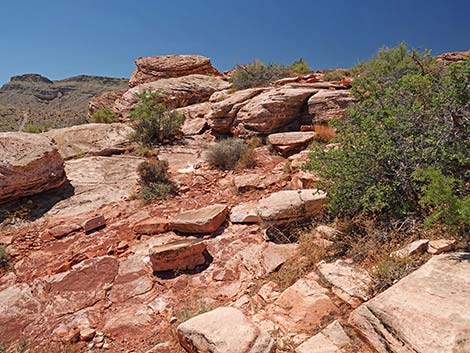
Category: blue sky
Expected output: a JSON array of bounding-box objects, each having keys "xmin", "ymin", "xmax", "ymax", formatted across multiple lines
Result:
[{"xmin": 0, "ymin": 0, "xmax": 468, "ymax": 85}]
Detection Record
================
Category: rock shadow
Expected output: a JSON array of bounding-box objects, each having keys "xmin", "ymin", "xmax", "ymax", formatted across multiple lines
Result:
[{"xmin": 153, "ymin": 250, "xmax": 213, "ymax": 280}]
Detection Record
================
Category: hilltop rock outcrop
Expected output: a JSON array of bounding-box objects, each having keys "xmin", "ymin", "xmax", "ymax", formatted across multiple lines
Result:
[
  {"xmin": 0, "ymin": 132, "xmax": 66, "ymax": 203},
  {"xmin": 43, "ymin": 123, "xmax": 134, "ymax": 159},
  {"xmin": 436, "ymin": 51, "xmax": 470, "ymax": 64},
  {"xmin": 114, "ymin": 74, "xmax": 230, "ymax": 119},
  {"xmin": 129, "ymin": 54, "xmax": 221, "ymax": 87}
]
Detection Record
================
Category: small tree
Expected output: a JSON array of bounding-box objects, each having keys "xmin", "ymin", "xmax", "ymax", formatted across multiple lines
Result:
[
  {"xmin": 288, "ymin": 58, "xmax": 312, "ymax": 76},
  {"xmin": 130, "ymin": 91, "xmax": 185, "ymax": 147}
]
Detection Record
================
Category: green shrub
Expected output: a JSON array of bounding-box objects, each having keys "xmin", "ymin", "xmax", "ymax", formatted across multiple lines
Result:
[
  {"xmin": 304, "ymin": 43, "xmax": 470, "ymax": 221},
  {"xmin": 24, "ymin": 123, "xmax": 47, "ymax": 133},
  {"xmin": 322, "ymin": 70, "xmax": 344, "ymax": 81},
  {"xmin": 288, "ymin": 58, "xmax": 312, "ymax": 76},
  {"xmin": 137, "ymin": 160, "xmax": 177, "ymax": 203},
  {"xmin": 91, "ymin": 108, "xmax": 118, "ymax": 123},
  {"xmin": 0, "ymin": 246, "xmax": 9, "ymax": 269},
  {"xmin": 230, "ymin": 60, "xmax": 289, "ymax": 90},
  {"xmin": 130, "ymin": 91, "xmax": 185, "ymax": 147},
  {"xmin": 206, "ymin": 138, "xmax": 256, "ymax": 170},
  {"xmin": 413, "ymin": 167, "xmax": 470, "ymax": 237}
]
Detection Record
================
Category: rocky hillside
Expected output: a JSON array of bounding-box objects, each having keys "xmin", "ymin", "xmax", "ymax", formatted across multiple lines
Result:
[
  {"xmin": 0, "ymin": 51, "xmax": 469, "ymax": 353},
  {"xmin": 0, "ymin": 74, "xmax": 128, "ymax": 132}
]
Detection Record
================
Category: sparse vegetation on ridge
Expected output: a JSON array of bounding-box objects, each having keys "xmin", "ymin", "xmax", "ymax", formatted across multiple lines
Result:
[{"xmin": 90, "ymin": 108, "xmax": 118, "ymax": 123}]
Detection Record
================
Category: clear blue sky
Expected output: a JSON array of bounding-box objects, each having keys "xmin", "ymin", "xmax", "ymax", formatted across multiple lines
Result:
[{"xmin": 0, "ymin": 0, "xmax": 468, "ymax": 85}]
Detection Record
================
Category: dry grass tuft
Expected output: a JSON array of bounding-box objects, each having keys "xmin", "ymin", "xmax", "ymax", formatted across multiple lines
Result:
[{"xmin": 313, "ymin": 124, "xmax": 336, "ymax": 143}]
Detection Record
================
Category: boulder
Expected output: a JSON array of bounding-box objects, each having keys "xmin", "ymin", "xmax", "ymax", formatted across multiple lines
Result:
[
  {"xmin": 256, "ymin": 189, "xmax": 326, "ymax": 222},
  {"xmin": 318, "ymin": 260, "xmax": 372, "ymax": 307},
  {"xmin": 296, "ymin": 321, "xmax": 351, "ymax": 353},
  {"xmin": 232, "ymin": 86, "xmax": 319, "ymax": 136},
  {"xmin": 87, "ymin": 89, "xmax": 126, "ymax": 121},
  {"xmin": 273, "ymin": 272, "xmax": 337, "ymax": 331},
  {"xmin": 349, "ymin": 253, "xmax": 470, "ymax": 353},
  {"xmin": 436, "ymin": 51, "xmax": 470, "ymax": 64},
  {"xmin": 149, "ymin": 239, "xmax": 207, "ymax": 272},
  {"xmin": 47, "ymin": 156, "xmax": 144, "ymax": 217},
  {"xmin": 134, "ymin": 217, "xmax": 170, "ymax": 235},
  {"xmin": 267, "ymin": 131, "xmax": 315, "ymax": 155},
  {"xmin": 43, "ymin": 123, "xmax": 134, "ymax": 160},
  {"xmin": 177, "ymin": 307, "xmax": 275, "ymax": 353},
  {"xmin": 115, "ymin": 74, "xmax": 230, "ymax": 119},
  {"xmin": 427, "ymin": 239, "xmax": 456, "ymax": 254},
  {"xmin": 82, "ymin": 214, "xmax": 106, "ymax": 233},
  {"xmin": 0, "ymin": 132, "xmax": 66, "ymax": 203},
  {"xmin": 175, "ymin": 102, "xmax": 211, "ymax": 135},
  {"xmin": 129, "ymin": 54, "xmax": 221, "ymax": 87},
  {"xmin": 230, "ymin": 201, "xmax": 260, "ymax": 223},
  {"xmin": 391, "ymin": 239, "xmax": 429, "ymax": 258},
  {"xmin": 308, "ymin": 89, "xmax": 354, "ymax": 122},
  {"xmin": 170, "ymin": 204, "xmax": 228, "ymax": 234},
  {"xmin": 207, "ymin": 88, "xmax": 266, "ymax": 133}
]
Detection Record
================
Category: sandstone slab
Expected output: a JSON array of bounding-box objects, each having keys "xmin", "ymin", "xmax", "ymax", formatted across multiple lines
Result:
[
  {"xmin": 47, "ymin": 156, "xmax": 144, "ymax": 217},
  {"xmin": 170, "ymin": 204, "xmax": 228, "ymax": 233},
  {"xmin": 149, "ymin": 239, "xmax": 207, "ymax": 272},
  {"xmin": 318, "ymin": 260, "xmax": 372, "ymax": 307},
  {"xmin": 232, "ymin": 86, "xmax": 319, "ymax": 136},
  {"xmin": 349, "ymin": 253, "xmax": 470, "ymax": 353},
  {"xmin": 230, "ymin": 201, "xmax": 260, "ymax": 223},
  {"xmin": 43, "ymin": 123, "xmax": 133, "ymax": 160},
  {"xmin": 134, "ymin": 217, "xmax": 169, "ymax": 235},
  {"xmin": 0, "ymin": 132, "xmax": 66, "ymax": 203},
  {"xmin": 256, "ymin": 189, "xmax": 326, "ymax": 222},
  {"xmin": 427, "ymin": 239, "xmax": 456, "ymax": 254},
  {"xmin": 296, "ymin": 321, "xmax": 351, "ymax": 353},
  {"xmin": 308, "ymin": 89, "xmax": 354, "ymax": 122},
  {"xmin": 391, "ymin": 239, "xmax": 429, "ymax": 258},
  {"xmin": 177, "ymin": 307, "xmax": 275, "ymax": 353},
  {"xmin": 268, "ymin": 131, "xmax": 315, "ymax": 155},
  {"xmin": 129, "ymin": 54, "xmax": 221, "ymax": 87}
]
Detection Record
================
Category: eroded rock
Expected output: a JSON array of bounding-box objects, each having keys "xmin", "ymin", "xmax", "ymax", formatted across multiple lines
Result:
[
  {"xmin": 308, "ymin": 89, "xmax": 354, "ymax": 122},
  {"xmin": 149, "ymin": 239, "xmax": 207, "ymax": 272},
  {"xmin": 349, "ymin": 253, "xmax": 470, "ymax": 353},
  {"xmin": 0, "ymin": 132, "xmax": 66, "ymax": 203},
  {"xmin": 177, "ymin": 307, "xmax": 276, "ymax": 353},
  {"xmin": 43, "ymin": 123, "xmax": 133, "ymax": 160},
  {"xmin": 268, "ymin": 131, "xmax": 315, "ymax": 155},
  {"xmin": 129, "ymin": 55, "xmax": 221, "ymax": 87},
  {"xmin": 170, "ymin": 204, "xmax": 228, "ymax": 234}
]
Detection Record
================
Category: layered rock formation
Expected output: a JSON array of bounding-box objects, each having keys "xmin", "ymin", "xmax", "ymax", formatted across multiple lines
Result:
[
  {"xmin": 0, "ymin": 132, "xmax": 66, "ymax": 203},
  {"xmin": 129, "ymin": 54, "xmax": 221, "ymax": 87}
]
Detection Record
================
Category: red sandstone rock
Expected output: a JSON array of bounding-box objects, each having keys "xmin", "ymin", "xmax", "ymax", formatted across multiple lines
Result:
[
  {"xmin": 87, "ymin": 89, "xmax": 126, "ymax": 121},
  {"xmin": 48, "ymin": 223, "xmax": 82, "ymax": 239},
  {"xmin": 82, "ymin": 215, "xmax": 106, "ymax": 233},
  {"xmin": 436, "ymin": 51, "xmax": 470, "ymax": 64},
  {"xmin": 129, "ymin": 54, "xmax": 221, "ymax": 87},
  {"xmin": 308, "ymin": 89, "xmax": 354, "ymax": 122},
  {"xmin": 149, "ymin": 239, "xmax": 207, "ymax": 272},
  {"xmin": 0, "ymin": 132, "xmax": 66, "ymax": 203},
  {"xmin": 267, "ymin": 131, "xmax": 315, "ymax": 155},
  {"xmin": 170, "ymin": 204, "xmax": 228, "ymax": 234},
  {"xmin": 133, "ymin": 217, "xmax": 169, "ymax": 235}
]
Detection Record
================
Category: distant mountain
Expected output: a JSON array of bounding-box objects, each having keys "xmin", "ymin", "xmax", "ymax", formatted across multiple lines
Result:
[{"xmin": 0, "ymin": 74, "xmax": 128, "ymax": 132}]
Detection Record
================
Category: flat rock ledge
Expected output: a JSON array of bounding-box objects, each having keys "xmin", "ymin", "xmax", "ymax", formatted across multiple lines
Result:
[{"xmin": 177, "ymin": 307, "xmax": 276, "ymax": 353}]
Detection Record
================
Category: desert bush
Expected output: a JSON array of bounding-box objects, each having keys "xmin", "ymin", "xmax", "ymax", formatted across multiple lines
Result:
[
  {"xmin": 206, "ymin": 138, "xmax": 256, "ymax": 170},
  {"xmin": 313, "ymin": 124, "xmax": 336, "ymax": 143},
  {"xmin": 413, "ymin": 167, "xmax": 470, "ymax": 238},
  {"xmin": 137, "ymin": 160, "xmax": 177, "ymax": 203},
  {"xmin": 304, "ymin": 43, "xmax": 470, "ymax": 223},
  {"xmin": 288, "ymin": 58, "xmax": 312, "ymax": 76},
  {"xmin": 91, "ymin": 108, "xmax": 118, "ymax": 123},
  {"xmin": 322, "ymin": 70, "xmax": 345, "ymax": 81},
  {"xmin": 174, "ymin": 297, "xmax": 214, "ymax": 323},
  {"xmin": 24, "ymin": 123, "xmax": 47, "ymax": 133},
  {"xmin": 230, "ymin": 60, "xmax": 289, "ymax": 90},
  {"xmin": 0, "ymin": 246, "xmax": 10, "ymax": 269},
  {"xmin": 130, "ymin": 91, "xmax": 185, "ymax": 147}
]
